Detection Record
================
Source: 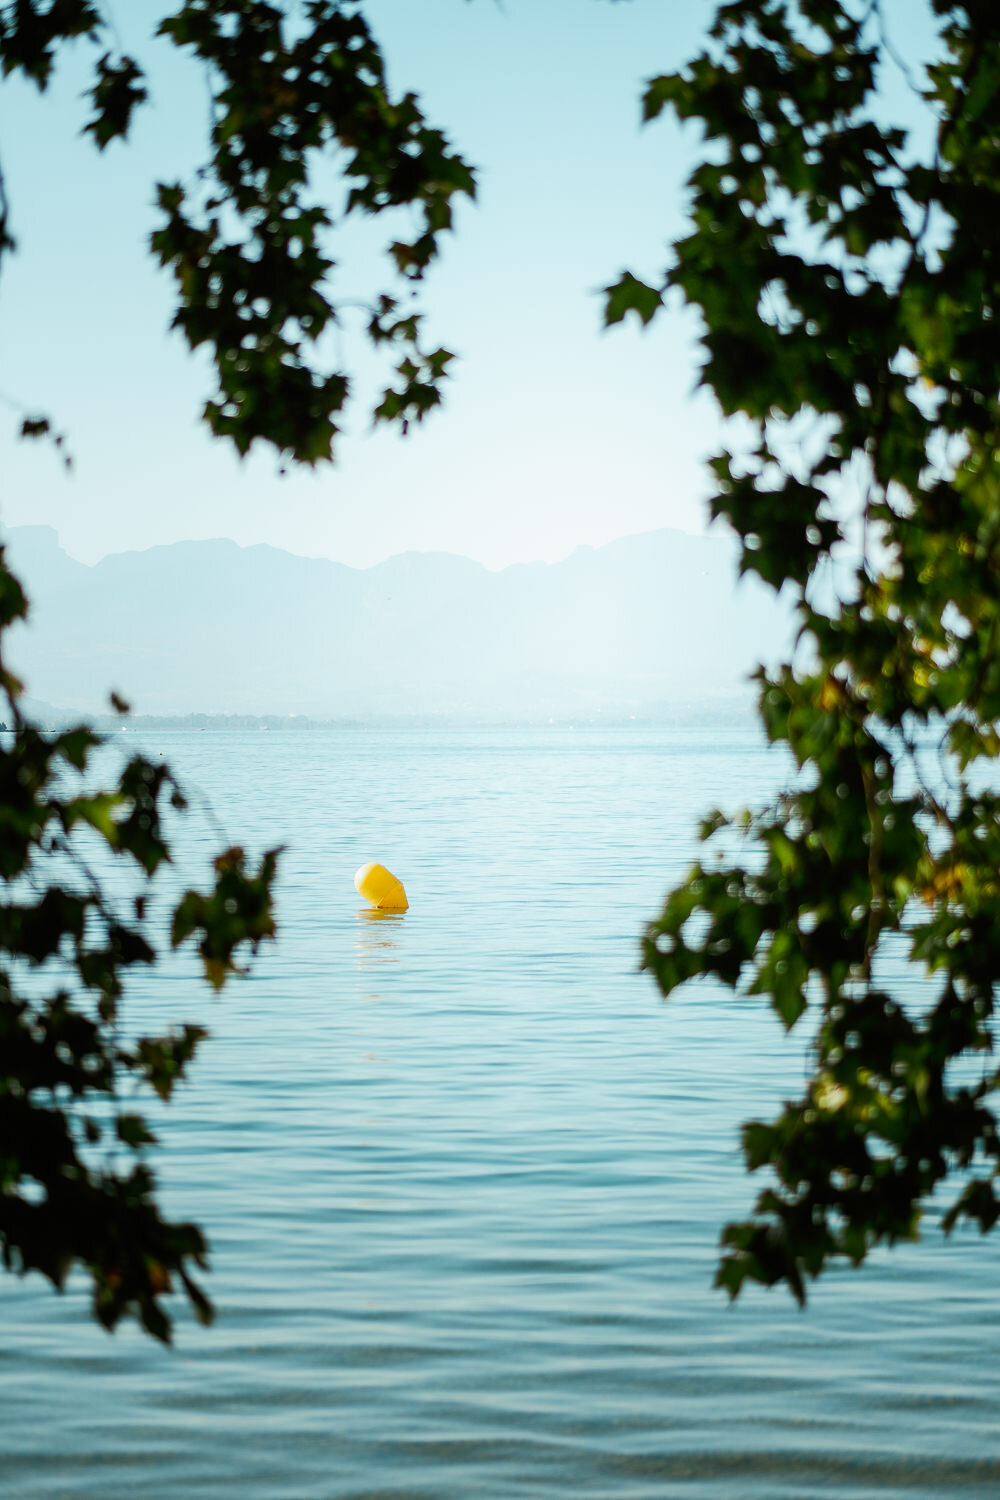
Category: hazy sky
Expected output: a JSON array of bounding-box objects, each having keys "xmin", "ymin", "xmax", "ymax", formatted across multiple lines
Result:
[{"xmin": 0, "ymin": 0, "xmax": 937, "ymax": 569}]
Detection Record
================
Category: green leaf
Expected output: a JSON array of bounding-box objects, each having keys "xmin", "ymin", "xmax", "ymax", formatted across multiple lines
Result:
[{"xmin": 603, "ymin": 272, "xmax": 663, "ymax": 328}]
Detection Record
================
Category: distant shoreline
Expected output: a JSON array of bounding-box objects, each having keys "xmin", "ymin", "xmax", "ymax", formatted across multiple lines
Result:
[{"xmin": 4, "ymin": 700, "xmax": 762, "ymax": 735}]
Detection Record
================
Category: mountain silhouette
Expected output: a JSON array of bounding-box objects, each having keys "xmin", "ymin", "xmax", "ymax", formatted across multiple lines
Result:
[{"xmin": 2, "ymin": 526, "xmax": 791, "ymax": 719}]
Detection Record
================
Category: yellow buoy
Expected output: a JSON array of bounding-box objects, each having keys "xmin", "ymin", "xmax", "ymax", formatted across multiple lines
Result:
[{"xmin": 354, "ymin": 862, "xmax": 409, "ymax": 911}]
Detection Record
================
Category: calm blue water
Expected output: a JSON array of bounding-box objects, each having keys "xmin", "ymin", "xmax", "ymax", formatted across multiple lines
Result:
[{"xmin": 2, "ymin": 723, "xmax": 999, "ymax": 1498}]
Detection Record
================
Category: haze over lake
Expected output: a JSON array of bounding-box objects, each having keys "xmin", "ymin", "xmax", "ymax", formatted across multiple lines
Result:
[{"xmin": 4, "ymin": 525, "xmax": 790, "ymax": 720}]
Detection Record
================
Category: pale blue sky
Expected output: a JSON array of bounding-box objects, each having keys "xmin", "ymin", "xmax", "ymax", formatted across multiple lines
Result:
[{"xmin": 0, "ymin": 0, "xmax": 939, "ymax": 569}]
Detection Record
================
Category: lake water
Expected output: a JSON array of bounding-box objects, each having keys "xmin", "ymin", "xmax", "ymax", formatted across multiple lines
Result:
[{"xmin": 2, "ymin": 722, "xmax": 999, "ymax": 1498}]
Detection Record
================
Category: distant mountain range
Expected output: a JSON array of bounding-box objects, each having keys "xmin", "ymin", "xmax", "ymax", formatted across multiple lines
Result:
[{"xmin": 1, "ymin": 526, "xmax": 792, "ymax": 720}]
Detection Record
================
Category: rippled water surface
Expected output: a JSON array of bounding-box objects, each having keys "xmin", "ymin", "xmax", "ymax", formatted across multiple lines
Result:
[{"xmin": 3, "ymin": 723, "xmax": 999, "ymax": 1498}]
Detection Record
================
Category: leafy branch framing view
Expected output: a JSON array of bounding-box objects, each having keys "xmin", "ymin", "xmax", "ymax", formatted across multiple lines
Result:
[{"xmin": 2, "ymin": 0, "xmax": 1000, "ymax": 1335}]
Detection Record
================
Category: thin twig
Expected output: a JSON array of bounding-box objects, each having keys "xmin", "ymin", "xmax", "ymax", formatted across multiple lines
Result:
[{"xmin": 871, "ymin": 0, "xmax": 925, "ymax": 100}]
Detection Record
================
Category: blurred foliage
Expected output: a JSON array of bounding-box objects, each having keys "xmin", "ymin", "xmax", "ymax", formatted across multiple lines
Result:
[
  {"xmin": 604, "ymin": 0, "xmax": 1000, "ymax": 1300},
  {"xmin": 0, "ymin": 0, "xmax": 476, "ymax": 462},
  {"xmin": 0, "ymin": 569, "xmax": 279, "ymax": 1340}
]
